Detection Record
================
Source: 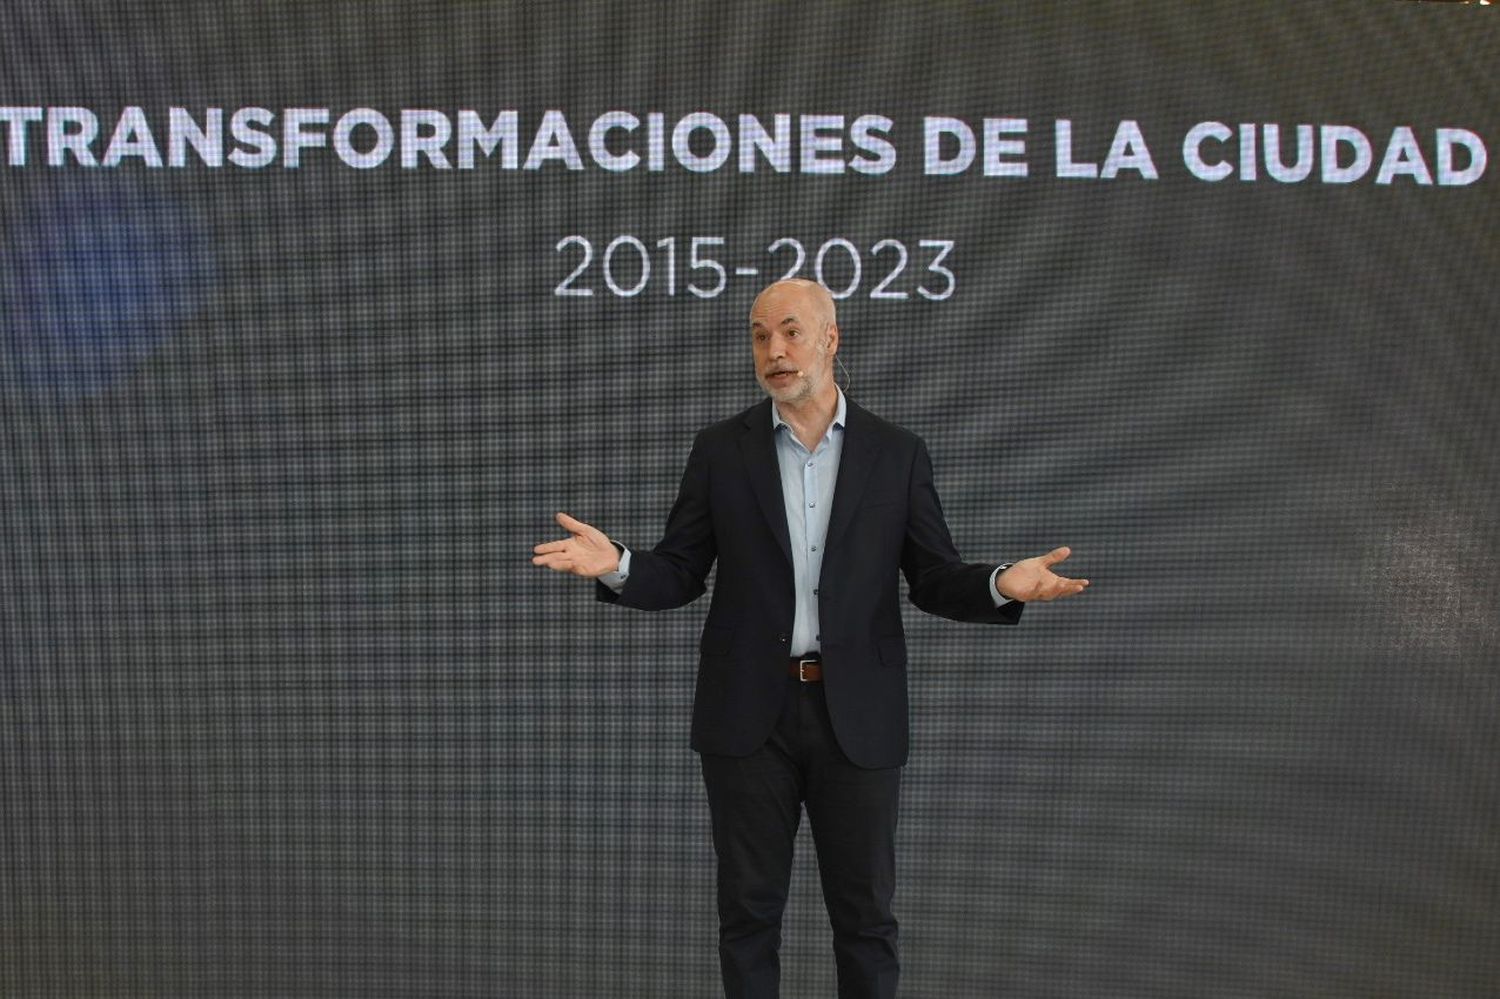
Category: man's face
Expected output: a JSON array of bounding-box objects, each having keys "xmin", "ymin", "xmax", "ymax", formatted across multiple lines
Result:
[{"xmin": 750, "ymin": 283, "xmax": 838, "ymax": 406}]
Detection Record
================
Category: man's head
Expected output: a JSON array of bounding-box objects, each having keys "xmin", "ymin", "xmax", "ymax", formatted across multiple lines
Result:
[{"xmin": 749, "ymin": 279, "xmax": 840, "ymax": 408}]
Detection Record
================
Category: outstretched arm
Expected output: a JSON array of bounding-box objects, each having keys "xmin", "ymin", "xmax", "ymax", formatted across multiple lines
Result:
[
  {"xmin": 532, "ymin": 432, "xmax": 717, "ymax": 610},
  {"xmin": 994, "ymin": 547, "xmax": 1089, "ymax": 602},
  {"xmin": 901, "ymin": 437, "xmax": 1087, "ymax": 617},
  {"xmin": 532, "ymin": 512, "xmax": 620, "ymax": 578}
]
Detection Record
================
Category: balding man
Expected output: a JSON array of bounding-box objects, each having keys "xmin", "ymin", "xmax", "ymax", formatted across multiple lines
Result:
[{"xmin": 534, "ymin": 279, "xmax": 1087, "ymax": 998}]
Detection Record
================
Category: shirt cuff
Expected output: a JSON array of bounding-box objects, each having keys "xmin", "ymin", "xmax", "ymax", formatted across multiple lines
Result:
[
  {"xmin": 989, "ymin": 563, "xmax": 1017, "ymax": 606},
  {"xmin": 598, "ymin": 545, "xmax": 631, "ymax": 593}
]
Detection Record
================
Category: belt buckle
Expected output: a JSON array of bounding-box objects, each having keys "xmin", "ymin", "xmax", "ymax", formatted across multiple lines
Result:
[{"xmin": 797, "ymin": 658, "xmax": 818, "ymax": 682}]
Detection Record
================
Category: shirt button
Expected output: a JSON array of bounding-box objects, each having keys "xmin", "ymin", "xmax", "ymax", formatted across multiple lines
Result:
[
  {"xmin": 806, "ymin": 461, "xmax": 813, "ymax": 467},
  {"xmin": 808, "ymin": 501, "xmax": 816, "ymax": 508},
  {"xmin": 810, "ymin": 546, "xmax": 818, "ymax": 552}
]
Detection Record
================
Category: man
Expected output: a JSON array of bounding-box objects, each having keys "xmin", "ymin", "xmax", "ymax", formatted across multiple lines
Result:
[{"xmin": 532, "ymin": 279, "xmax": 1087, "ymax": 998}]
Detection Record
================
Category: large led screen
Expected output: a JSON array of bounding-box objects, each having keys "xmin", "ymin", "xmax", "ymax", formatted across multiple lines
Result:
[{"xmin": 2, "ymin": 2, "xmax": 1497, "ymax": 996}]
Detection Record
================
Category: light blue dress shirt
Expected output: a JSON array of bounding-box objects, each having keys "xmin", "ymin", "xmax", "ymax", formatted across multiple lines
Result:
[{"xmin": 773, "ymin": 389, "xmax": 848, "ymax": 656}]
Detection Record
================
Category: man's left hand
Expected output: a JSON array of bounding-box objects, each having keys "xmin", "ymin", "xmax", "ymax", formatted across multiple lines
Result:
[{"xmin": 995, "ymin": 547, "xmax": 1090, "ymax": 602}]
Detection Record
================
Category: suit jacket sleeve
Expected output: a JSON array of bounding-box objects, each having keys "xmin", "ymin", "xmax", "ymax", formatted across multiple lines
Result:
[
  {"xmin": 594, "ymin": 431, "xmax": 717, "ymax": 611},
  {"xmin": 900, "ymin": 437, "xmax": 1023, "ymax": 625}
]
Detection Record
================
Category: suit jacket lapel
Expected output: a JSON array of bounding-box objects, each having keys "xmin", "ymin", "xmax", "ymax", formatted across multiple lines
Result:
[
  {"xmin": 825, "ymin": 401, "xmax": 879, "ymax": 555},
  {"xmin": 739, "ymin": 399, "xmax": 793, "ymax": 570}
]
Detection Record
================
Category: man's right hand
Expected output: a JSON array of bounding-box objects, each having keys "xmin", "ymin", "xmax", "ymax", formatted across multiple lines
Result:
[{"xmin": 532, "ymin": 512, "xmax": 621, "ymax": 578}]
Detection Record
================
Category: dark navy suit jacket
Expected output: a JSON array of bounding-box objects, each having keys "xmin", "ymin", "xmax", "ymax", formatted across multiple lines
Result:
[{"xmin": 597, "ymin": 397, "xmax": 1022, "ymax": 769}]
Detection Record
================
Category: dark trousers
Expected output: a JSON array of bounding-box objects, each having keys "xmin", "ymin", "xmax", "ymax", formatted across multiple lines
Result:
[{"xmin": 700, "ymin": 678, "xmax": 902, "ymax": 999}]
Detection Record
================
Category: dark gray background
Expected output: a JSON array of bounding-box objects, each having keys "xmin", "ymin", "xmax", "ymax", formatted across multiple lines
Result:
[{"xmin": 2, "ymin": 2, "xmax": 1497, "ymax": 996}]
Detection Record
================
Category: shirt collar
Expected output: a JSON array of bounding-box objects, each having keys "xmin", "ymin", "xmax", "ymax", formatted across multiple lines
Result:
[{"xmin": 771, "ymin": 388, "xmax": 847, "ymax": 437}]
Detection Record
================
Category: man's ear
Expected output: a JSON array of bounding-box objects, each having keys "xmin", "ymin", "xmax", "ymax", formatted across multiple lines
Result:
[{"xmin": 823, "ymin": 322, "xmax": 839, "ymax": 354}]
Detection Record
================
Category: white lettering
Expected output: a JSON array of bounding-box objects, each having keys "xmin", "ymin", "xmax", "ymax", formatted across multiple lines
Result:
[
  {"xmin": 1375, "ymin": 126, "xmax": 1432, "ymax": 186},
  {"xmin": 1321, "ymin": 125, "xmax": 1372, "ymax": 184},
  {"xmin": 849, "ymin": 114, "xmax": 895, "ymax": 175},
  {"xmin": 401, "ymin": 109, "xmax": 451, "ymax": 168},
  {"xmin": 48, "ymin": 106, "xmax": 99, "ymax": 166},
  {"xmin": 923, "ymin": 116, "xmax": 974, "ymax": 176},
  {"xmin": 739, "ymin": 113, "xmax": 790, "ymax": 173},
  {"xmin": 1436, "ymin": 128, "xmax": 1487, "ymax": 186},
  {"xmin": 1263, "ymin": 123, "xmax": 1313, "ymax": 183},
  {"xmin": 332, "ymin": 108, "xmax": 394, "ymax": 169},
  {"xmin": 101, "ymin": 106, "xmax": 163, "ymax": 167},
  {"xmin": 524, "ymin": 110, "xmax": 582, "ymax": 170},
  {"xmin": 456, "ymin": 110, "xmax": 518, "ymax": 169},
  {"xmin": 673, "ymin": 112, "xmax": 732, "ymax": 173},
  {"xmin": 1101, "ymin": 120, "xmax": 1156, "ymax": 179},
  {"xmin": 981, "ymin": 117, "xmax": 1027, "ymax": 178},
  {"xmin": 1183, "ymin": 121, "xmax": 1233, "ymax": 182},
  {"xmin": 282, "ymin": 107, "xmax": 328, "ymax": 168},
  {"xmin": 588, "ymin": 111, "xmax": 639, "ymax": 172},
  {"xmin": 228, "ymin": 107, "xmax": 276, "ymax": 168},
  {"xmin": 1054, "ymin": 119, "xmax": 1096, "ymax": 179},
  {"xmin": 1239, "ymin": 122, "xmax": 1257, "ymax": 181},
  {"xmin": 647, "ymin": 112, "xmax": 665, "ymax": 171},
  {"xmin": 168, "ymin": 107, "xmax": 222, "ymax": 167},
  {"xmin": 0, "ymin": 106, "xmax": 44, "ymax": 166},
  {"xmin": 799, "ymin": 114, "xmax": 844, "ymax": 174}
]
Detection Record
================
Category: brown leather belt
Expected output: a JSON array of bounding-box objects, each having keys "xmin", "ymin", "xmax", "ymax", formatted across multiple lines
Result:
[{"xmin": 789, "ymin": 656, "xmax": 823, "ymax": 682}]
